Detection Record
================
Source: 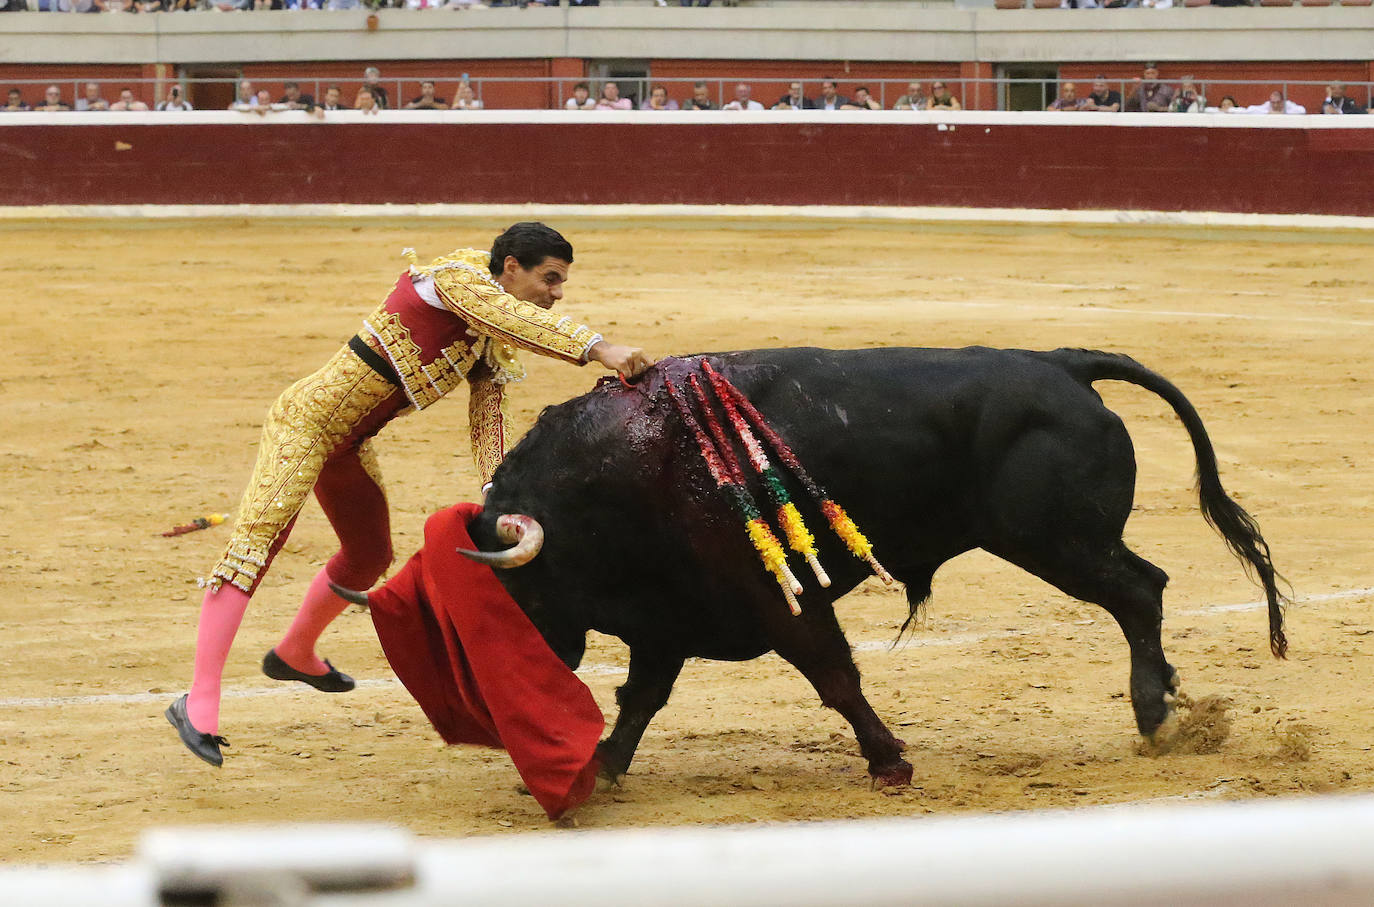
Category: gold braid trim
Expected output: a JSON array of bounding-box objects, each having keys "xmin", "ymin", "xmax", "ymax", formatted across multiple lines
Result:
[
  {"xmin": 206, "ymin": 346, "xmax": 398, "ymax": 592},
  {"xmin": 468, "ymin": 369, "xmax": 509, "ymax": 485},
  {"xmin": 417, "ymin": 248, "xmax": 603, "ymax": 366}
]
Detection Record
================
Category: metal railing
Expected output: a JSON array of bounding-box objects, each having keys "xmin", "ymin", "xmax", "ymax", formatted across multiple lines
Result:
[{"xmin": 3, "ymin": 75, "xmax": 1370, "ymax": 113}]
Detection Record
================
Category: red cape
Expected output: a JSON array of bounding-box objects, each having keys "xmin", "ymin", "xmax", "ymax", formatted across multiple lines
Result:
[{"xmin": 367, "ymin": 503, "xmax": 604, "ymax": 819}]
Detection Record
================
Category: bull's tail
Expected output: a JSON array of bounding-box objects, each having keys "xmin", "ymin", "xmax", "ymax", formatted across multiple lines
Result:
[{"xmin": 1044, "ymin": 348, "xmax": 1289, "ymax": 658}]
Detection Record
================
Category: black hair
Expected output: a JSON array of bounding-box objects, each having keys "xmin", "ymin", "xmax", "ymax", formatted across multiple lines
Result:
[{"xmin": 489, "ymin": 222, "xmax": 574, "ymax": 276}]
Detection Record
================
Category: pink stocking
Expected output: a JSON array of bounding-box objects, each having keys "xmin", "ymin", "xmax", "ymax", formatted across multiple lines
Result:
[
  {"xmin": 273, "ymin": 567, "xmax": 350, "ymax": 676},
  {"xmin": 186, "ymin": 584, "xmax": 252, "ymax": 734}
]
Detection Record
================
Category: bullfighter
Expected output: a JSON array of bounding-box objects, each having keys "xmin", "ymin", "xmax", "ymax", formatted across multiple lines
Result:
[{"xmin": 167, "ymin": 222, "xmax": 656, "ymax": 767}]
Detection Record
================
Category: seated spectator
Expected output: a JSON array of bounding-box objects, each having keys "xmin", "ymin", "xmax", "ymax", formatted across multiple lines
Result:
[
  {"xmin": 723, "ymin": 83, "xmax": 763, "ymax": 111},
  {"xmin": 35, "ymin": 85, "xmax": 71, "ymax": 112},
  {"xmin": 362, "ymin": 67, "xmax": 388, "ymax": 109},
  {"xmin": 842, "ymin": 86, "xmax": 882, "ymax": 110},
  {"xmin": 892, "ymin": 81, "xmax": 927, "ymax": 111},
  {"xmin": 54, "ymin": 0, "xmax": 96, "ymax": 9},
  {"xmin": 1204, "ymin": 95, "xmax": 1240, "ymax": 114},
  {"xmin": 250, "ymin": 89, "xmax": 279, "ymax": 114},
  {"xmin": 212, "ymin": 0, "xmax": 251, "ymax": 11},
  {"xmin": 681, "ymin": 81, "xmax": 716, "ymax": 110},
  {"xmin": 1046, "ymin": 82, "xmax": 1087, "ymax": 111},
  {"xmin": 4, "ymin": 89, "xmax": 29, "ymax": 111},
  {"xmin": 156, "ymin": 85, "xmax": 193, "ymax": 111},
  {"xmin": 565, "ymin": 82, "xmax": 596, "ymax": 110},
  {"xmin": 640, "ymin": 84, "xmax": 679, "ymax": 111},
  {"xmin": 1321, "ymin": 83, "xmax": 1365, "ymax": 116},
  {"xmin": 1243, "ymin": 90, "xmax": 1305, "ymax": 115},
  {"xmin": 453, "ymin": 82, "xmax": 483, "ymax": 110},
  {"xmin": 406, "ymin": 80, "xmax": 449, "ymax": 109},
  {"xmin": 280, "ymin": 82, "xmax": 317, "ymax": 111},
  {"xmin": 596, "ymin": 81, "xmax": 632, "ymax": 110},
  {"xmin": 928, "ymin": 81, "xmax": 961, "ymax": 110},
  {"xmin": 1081, "ymin": 76, "xmax": 1121, "ymax": 112},
  {"xmin": 772, "ymin": 81, "xmax": 811, "ymax": 110},
  {"xmin": 137, "ymin": 0, "xmax": 167, "ymax": 11},
  {"xmin": 228, "ymin": 80, "xmax": 258, "ymax": 111},
  {"xmin": 815, "ymin": 79, "xmax": 849, "ymax": 111},
  {"xmin": 1170, "ymin": 77, "xmax": 1205, "ymax": 113},
  {"xmin": 1125, "ymin": 64, "xmax": 1174, "ymax": 112},
  {"xmin": 109, "ymin": 88, "xmax": 148, "ymax": 111},
  {"xmin": 320, "ymin": 85, "xmax": 347, "ymax": 111},
  {"xmin": 355, "ymin": 86, "xmax": 380, "ymax": 114},
  {"xmin": 75, "ymin": 83, "xmax": 108, "ymax": 112}
]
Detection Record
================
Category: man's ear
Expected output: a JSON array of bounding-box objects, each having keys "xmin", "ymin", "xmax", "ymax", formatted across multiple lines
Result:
[{"xmin": 500, "ymin": 254, "xmax": 521, "ymax": 279}]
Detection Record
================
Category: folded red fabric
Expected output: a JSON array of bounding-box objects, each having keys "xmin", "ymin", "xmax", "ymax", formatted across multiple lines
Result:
[{"xmin": 367, "ymin": 502, "xmax": 604, "ymax": 819}]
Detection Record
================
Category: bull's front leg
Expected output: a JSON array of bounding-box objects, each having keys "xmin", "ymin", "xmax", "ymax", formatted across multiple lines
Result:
[
  {"xmin": 596, "ymin": 648, "xmax": 684, "ymax": 782},
  {"xmin": 767, "ymin": 603, "xmax": 913, "ymax": 787}
]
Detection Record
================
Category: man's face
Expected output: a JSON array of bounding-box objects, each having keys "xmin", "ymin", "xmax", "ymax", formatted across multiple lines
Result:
[
  {"xmin": 44, "ymin": 87, "xmax": 60, "ymax": 105},
  {"xmin": 854, "ymin": 88, "xmax": 870, "ymax": 103},
  {"xmin": 7, "ymin": 90, "xmax": 19, "ymax": 106},
  {"xmin": 603, "ymin": 83, "xmax": 619, "ymax": 101},
  {"xmin": 421, "ymin": 82, "xmax": 435, "ymax": 98},
  {"xmin": 574, "ymin": 86, "xmax": 588, "ymax": 102},
  {"xmin": 1093, "ymin": 79, "xmax": 1108, "ymax": 95},
  {"xmin": 1329, "ymin": 84, "xmax": 1344, "ymax": 99},
  {"xmin": 693, "ymin": 85, "xmax": 709, "ymax": 104},
  {"xmin": 285, "ymin": 84, "xmax": 300, "ymax": 100},
  {"xmin": 497, "ymin": 256, "xmax": 569, "ymax": 309},
  {"xmin": 85, "ymin": 83, "xmax": 100, "ymax": 100},
  {"xmin": 735, "ymin": 84, "xmax": 750, "ymax": 103},
  {"xmin": 1061, "ymin": 83, "xmax": 1076, "ymax": 100},
  {"xmin": 120, "ymin": 90, "xmax": 134, "ymax": 104},
  {"xmin": 1269, "ymin": 91, "xmax": 1283, "ymax": 108},
  {"xmin": 907, "ymin": 82, "xmax": 921, "ymax": 97},
  {"xmin": 238, "ymin": 81, "xmax": 253, "ymax": 101},
  {"xmin": 1144, "ymin": 67, "xmax": 1159, "ymax": 82},
  {"xmin": 651, "ymin": 87, "xmax": 666, "ymax": 104},
  {"xmin": 364, "ymin": 69, "xmax": 379, "ymax": 87},
  {"xmin": 325, "ymin": 87, "xmax": 340, "ymax": 105},
  {"xmin": 789, "ymin": 82, "xmax": 802, "ymax": 98},
  {"xmin": 356, "ymin": 89, "xmax": 374, "ymax": 110}
]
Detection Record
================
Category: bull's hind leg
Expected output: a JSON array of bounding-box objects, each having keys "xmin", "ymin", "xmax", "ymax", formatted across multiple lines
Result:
[
  {"xmin": 596, "ymin": 647, "xmax": 684, "ymax": 782},
  {"xmin": 767, "ymin": 604, "xmax": 912, "ymax": 787},
  {"xmin": 1018, "ymin": 543, "xmax": 1177, "ymax": 738}
]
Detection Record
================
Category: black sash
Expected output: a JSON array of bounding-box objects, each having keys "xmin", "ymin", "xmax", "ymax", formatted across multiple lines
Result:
[{"xmin": 348, "ymin": 334, "xmax": 403, "ymax": 390}]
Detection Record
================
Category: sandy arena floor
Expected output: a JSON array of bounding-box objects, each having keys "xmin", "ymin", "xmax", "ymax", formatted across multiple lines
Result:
[{"xmin": 1, "ymin": 217, "xmax": 1372, "ymax": 863}]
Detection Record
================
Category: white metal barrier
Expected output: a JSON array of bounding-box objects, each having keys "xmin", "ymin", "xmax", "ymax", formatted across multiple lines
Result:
[{"xmin": 4, "ymin": 795, "xmax": 1374, "ymax": 905}]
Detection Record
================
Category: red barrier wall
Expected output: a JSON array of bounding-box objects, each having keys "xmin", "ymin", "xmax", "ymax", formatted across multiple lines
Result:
[{"xmin": 3, "ymin": 118, "xmax": 1372, "ymax": 216}]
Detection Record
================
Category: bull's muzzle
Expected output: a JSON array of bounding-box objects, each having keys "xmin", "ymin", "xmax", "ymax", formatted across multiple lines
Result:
[{"xmin": 457, "ymin": 513, "xmax": 544, "ymax": 568}]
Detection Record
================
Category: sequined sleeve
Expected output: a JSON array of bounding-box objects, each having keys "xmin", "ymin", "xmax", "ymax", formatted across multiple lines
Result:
[
  {"xmin": 431, "ymin": 268, "xmax": 603, "ymax": 365},
  {"xmin": 468, "ymin": 370, "xmax": 510, "ymax": 485}
]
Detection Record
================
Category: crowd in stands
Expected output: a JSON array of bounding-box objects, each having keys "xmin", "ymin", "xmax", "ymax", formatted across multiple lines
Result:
[{"xmin": 4, "ymin": 65, "xmax": 1368, "ymax": 115}]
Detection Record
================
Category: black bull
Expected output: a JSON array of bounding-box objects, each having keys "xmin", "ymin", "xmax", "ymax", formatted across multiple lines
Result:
[{"xmin": 463, "ymin": 346, "xmax": 1286, "ymax": 786}]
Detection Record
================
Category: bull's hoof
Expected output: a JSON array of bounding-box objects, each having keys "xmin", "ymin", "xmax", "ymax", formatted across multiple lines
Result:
[
  {"xmin": 869, "ymin": 759, "xmax": 914, "ymax": 789},
  {"xmin": 594, "ymin": 772, "xmax": 621, "ymax": 793}
]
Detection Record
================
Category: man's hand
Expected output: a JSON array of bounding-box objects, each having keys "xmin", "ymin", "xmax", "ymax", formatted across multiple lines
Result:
[{"xmin": 588, "ymin": 341, "xmax": 657, "ymax": 379}]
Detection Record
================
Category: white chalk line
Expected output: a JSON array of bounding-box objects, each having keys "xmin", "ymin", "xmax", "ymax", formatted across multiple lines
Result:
[{"xmin": 1, "ymin": 585, "xmax": 1367, "ymax": 713}]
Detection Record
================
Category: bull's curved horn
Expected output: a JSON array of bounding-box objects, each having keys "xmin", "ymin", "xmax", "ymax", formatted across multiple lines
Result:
[
  {"xmin": 458, "ymin": 513, "xmax": 544, "ymax": 569},
  {"xmin": 328, "ymin": 581, "xmax": 371, "ymax": 607}
]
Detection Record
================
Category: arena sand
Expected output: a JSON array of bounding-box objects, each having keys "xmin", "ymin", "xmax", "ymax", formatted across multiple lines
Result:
[{"xmin": 1, "ymin": 217, "xmax": 1371, "ymax": 862}]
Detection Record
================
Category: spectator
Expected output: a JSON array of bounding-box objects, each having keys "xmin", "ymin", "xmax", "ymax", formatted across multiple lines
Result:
[
  {"xmin": 75, "ymin": 83, "xmax": 108, "ymax": 112},
  {"xmin": 1321, "ymin": 83, "xmax": 1365, "ymax": 116},
  {"xmin": 1046, "ymin": 82, "xmax": 1087, "ymax": 111},
  {"xmin": 54, "ymin": 0, "xmax": 97, "ymax": 9},
  {"xmin": 156, "ymin": 84, "xmax": 194, "ymax": 111},
  {"xmin": 320, "ymin": 85, "xmax": 347, "ymax": 111},
  {"xmin": 280, "ymin": 81, "xmax": 317, "ymax": 111},
  {"xmin": 326, "ymin": 0, "xmax": 361, "ymax": 8},
  {"xmin": 109, "ymin": 88, "xmax": 149, "ymax": 111},
  {"xmin": 137, "ymin": 0, "xmax": 167, "ymax": 11},
  {"xmin": 453, "ymin": 82, "xmax": 483, "ymax": 110},
  {"xmin": 406, "ymin": 80, "xmax": 449, "ymax": 109},
  {"xmin": 928, "ymin": 80, "xmax": 961, "ymax": 110},
  {"xmin": 679, "ymin": 0, "xmax": 711, "ymax": 5},
  {"xmin": 212, "ymin": 0, "xmax": 251, "ymax": 11},
  {"xmin": 228, "ymin": 80, "xmax": 258, "ymax": 111},
  {"xmin": 723, "ymin": 83, "xmax": 763, "ymax": 111},
  {"xmin": 1243, "ymin": 90, "xmax": 1305, "ymax": 115},
  {"xmin": 36, "ymin": 85, "xmax": 71, "ymax": 112},
  {"xmin": 773, "ymin": 81, "xmax": 811, "ymax": 111},
  {"xmin": 1169, "ymin": 77, "xmax": 1205, "ymax": 113},
  {"xmin": 3, "ymin": 89, "xmax": 28, "ymax": 111},
  {"xmin": 1204, "ymin": 95, "xmax": 1241, "ymax": 114},
  {"xmin": 252, "ymin": 89, "xmax": 277, "ymax": 113},
  {"xmin": 1126, "ymin": 63, "xmax": 1174, "ymax": 112},
  {"xmin": 681, "ymin": 81, "xmax": 716, "ymax": 110},
  {"xmin": 892, "ymin": 81, "xmax": 927, "ymax": 111},
  {"xmin": 362, "ymin": 67, "xmax": 388, "ymax": 109},
  {"xmin": 1081, "ymin": 76, "xmax": 1121, "ymax": 112},
  {"xmin": 640, "ymin": 84, "xmax": 678, "ymax": 111},
  {"xmin": 815, "ymin": 79, "xmax": 849, "ymax": 111},
  {"xmin": 596, "ymin": 81, "xmax": 632, "ymax": 110},
  {"xmin": 565, "ymin": 82, "xmax": 596, "ymax": 110},
  {"xmin": 842, "ymin": 86, "xmax": 882, "ymax": 110},
  {"xmin": 354, "ymin": 86, "xmax": 380, "ymax": 114}
]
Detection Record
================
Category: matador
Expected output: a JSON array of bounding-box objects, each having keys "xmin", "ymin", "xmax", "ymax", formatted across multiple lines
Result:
[{"xmin": 167, "ymin": 222, "xmax": 655, "ymax": 767}]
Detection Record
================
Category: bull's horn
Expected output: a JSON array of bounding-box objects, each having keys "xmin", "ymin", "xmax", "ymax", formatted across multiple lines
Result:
[
  {"xmin": 458, "ymin": 513, "xmax": 544, "ymax": 569},
  {"xmin": 328, "ymin": 581, "xmax": 371, "ymax": 607}
]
